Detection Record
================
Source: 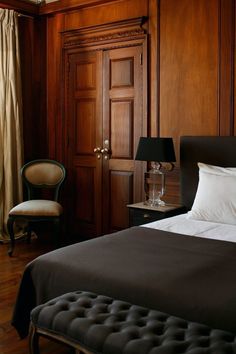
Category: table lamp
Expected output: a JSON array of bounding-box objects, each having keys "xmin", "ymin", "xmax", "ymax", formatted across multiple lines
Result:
[{"xmin": 135, "ymin": 137, "xmax": 176, "ymax": 206}]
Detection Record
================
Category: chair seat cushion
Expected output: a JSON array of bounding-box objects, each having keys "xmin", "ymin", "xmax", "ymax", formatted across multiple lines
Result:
[{"xmin": 9, "ymin": 200, "xmax": 63, "ymax": 217}]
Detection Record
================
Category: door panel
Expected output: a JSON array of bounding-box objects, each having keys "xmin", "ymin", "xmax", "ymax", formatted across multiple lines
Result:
[
  {"xmin": 76, "ymin": 61, "xmax": 96, "ymax": 90},
  {"xmin": 76, "ymin": 166, "xmax": 95, "ymax": 222},
  {"xmin": 102, "ymin": 46, "xmax": 144, "ymax": 234},
  {"xmin": 111, "ymin": 100, "xmax": 133, "ymax": 159},
  {"xmin": 66, "ymin": 50, "xmax": 102, "ymax": 237},
  {"xmin": 76, "ymin": 99, "xmax": 96, "ymax": 154},
  {"xmin": 110, "ymin": 57, "xmax": 134, "ymax": 87},
  {"xmin": 110, "ymin": 171, "xmax": 133, "ymax": 229},
  {"xmin": 66, "ymin": 44, "xmax": 146, "ymax": 238}
]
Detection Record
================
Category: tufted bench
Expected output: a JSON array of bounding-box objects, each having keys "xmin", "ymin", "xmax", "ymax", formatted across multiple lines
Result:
[{"xmin": 29, "ymin": 290, "xmax": 236, "ymax": 354}]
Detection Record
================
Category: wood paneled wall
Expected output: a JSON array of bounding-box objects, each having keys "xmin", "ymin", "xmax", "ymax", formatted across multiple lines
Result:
[
  {"xmin": 19, "ymin": 16, "xmax": 47, "ymax": 161},
  {"xmin": 158, "ymin": 0, "xmax": 235, "ymax": 202},
  {"xmin": 44, "ymin": 0, "xmax": 236, "ymax": 148},
  {"xmin": 159, "ymin": 0, "xmax": 235, "ymax": 157},
  {"xmin": 2, "ymin": 0, "xmax": 236, "ymax": 205},
  {"xmin": 46, "ymin": 14, "xmax": 65, "ymax": 161},
  {"xmin": 160, "ymin": 0, "xmax": 219, "ymax": 141}
]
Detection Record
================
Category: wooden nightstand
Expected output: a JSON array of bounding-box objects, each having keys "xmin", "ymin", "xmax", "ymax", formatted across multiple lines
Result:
[{"xmin": 127, "ymin": 202, "xmax": 186, "ymax": 227}]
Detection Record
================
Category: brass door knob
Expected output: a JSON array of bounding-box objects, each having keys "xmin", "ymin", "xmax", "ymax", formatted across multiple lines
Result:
[
  {"xmin": 94, "ymin": 147, "xmax": 102, "ymax": 153},
  {"xmin": 101, "ymin": 147, "xmax": 111, "ymax": 154}
]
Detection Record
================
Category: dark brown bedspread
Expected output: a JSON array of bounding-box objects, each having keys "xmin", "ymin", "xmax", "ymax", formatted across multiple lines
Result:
[{"xmin": 12, "ymin": 226, "xmax": 236, "ymax": 338}]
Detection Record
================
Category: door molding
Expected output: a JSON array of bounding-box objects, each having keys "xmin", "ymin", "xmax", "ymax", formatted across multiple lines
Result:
[
  {"xmin": 61, "ymin": 17, "xmax": 148, "ymax": 237},
  {"xmin": 62, "ymin": 17, "xmax": 147, "ymax": 51}
]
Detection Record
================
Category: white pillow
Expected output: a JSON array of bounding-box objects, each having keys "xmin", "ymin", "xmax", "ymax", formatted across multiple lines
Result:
[{"xmin": 187, "ymin": 162, "xmax": 236, "ymax": 225}]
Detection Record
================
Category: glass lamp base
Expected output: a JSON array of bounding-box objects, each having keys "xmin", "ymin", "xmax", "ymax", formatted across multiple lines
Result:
[
  {"xmin": 144, "ymin": 164, "xmax": 166, "ymax": 207},
  {"xmin": 144, "ymin": 198, "xmax": 165, "ymax": 207}
]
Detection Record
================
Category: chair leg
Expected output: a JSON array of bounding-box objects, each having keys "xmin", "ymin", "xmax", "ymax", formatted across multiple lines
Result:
[
  {"xmin": 53, "ymin": 218, "xmax": 61, "ymax": 248},
  {"xmin": 29, "ymin": 323, "xmax": 40, "ymax": 354},
  {"xmin": 7, "ymin": 217, "xmax": 15, "ymax": 257},
  {"xmin": 26, "ymin": 222, "xmax": 32, "ymax": 244}
]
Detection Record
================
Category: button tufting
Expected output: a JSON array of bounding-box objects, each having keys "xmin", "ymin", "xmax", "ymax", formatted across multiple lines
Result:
[{"xmin": 30, "ymin": 291, "xmax": 236, "ymax": 354}]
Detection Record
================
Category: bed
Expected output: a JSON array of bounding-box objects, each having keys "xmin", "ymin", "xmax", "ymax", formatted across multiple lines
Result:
[{"xmin": 12, "ymin": 136, "xmax": 236, "ymax": 339}]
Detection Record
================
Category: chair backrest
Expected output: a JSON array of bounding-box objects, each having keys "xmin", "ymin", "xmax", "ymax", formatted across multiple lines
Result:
[{"xmin": 21, "ymin": 159, "xmax": 66, "ymax": 201}]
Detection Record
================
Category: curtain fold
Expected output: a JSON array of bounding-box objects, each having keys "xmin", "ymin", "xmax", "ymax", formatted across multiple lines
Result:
[{"xmin": 0, "ymin": 9, "xmax": 23, "ymax": 241}]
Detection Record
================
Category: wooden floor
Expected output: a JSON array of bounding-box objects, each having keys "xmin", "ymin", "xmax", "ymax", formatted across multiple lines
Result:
[{"xmin": 0, "ymin": 235, "xmax": 75, "ymax": 354}]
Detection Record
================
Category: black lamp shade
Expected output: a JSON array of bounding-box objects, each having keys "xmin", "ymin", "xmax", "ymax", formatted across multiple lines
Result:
[{"xmin": 135, "ymin": 137, "xmax": 176, "ymax": 162}]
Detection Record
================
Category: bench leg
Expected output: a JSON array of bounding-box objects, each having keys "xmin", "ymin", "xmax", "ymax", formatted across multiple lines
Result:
[
  {"xmin": 29, "ymin": 323, "xmax": 40, "ymax": 354},
  {"xmin": 29, "ymin": 322, "xmax": 92, "ymax": 354}
]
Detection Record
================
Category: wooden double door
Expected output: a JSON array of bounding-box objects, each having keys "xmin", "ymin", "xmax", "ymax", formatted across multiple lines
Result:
[{"xmin": 65, "ymin": 41, "xmax": 146, "ymax": 238}]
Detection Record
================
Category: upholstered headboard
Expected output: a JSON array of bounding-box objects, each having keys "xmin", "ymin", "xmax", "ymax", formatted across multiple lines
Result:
[{"xmin": 180, "ymin": 136, "xmax": 236, "ymax": 210}]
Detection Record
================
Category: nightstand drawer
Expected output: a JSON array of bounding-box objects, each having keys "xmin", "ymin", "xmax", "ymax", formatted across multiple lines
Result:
[
  {"xmin": 129, "ymin": 208, "xmax": 163, "ymax": 226},
  {"xmin": 127, "ymin": 202, "xmax": 186, "ymax": 227}
]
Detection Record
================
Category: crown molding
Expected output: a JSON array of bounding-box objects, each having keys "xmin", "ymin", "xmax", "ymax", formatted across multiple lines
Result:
[
  {"xmin": 62, "ymin": 17, "xmax": 147, "ymax": 50},
  {"xmin": 39, "ymin": 0, "xmax": 121, "ymax": 15},
  {"xmin": 0, "ymin": 0, "xmax": 38, "ymax": 14}
]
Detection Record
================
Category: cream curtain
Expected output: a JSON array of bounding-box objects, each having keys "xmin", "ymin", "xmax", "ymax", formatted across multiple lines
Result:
[{"xmin": 0, "ymin": 9, "xmax": 23, "ymax": 241}]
